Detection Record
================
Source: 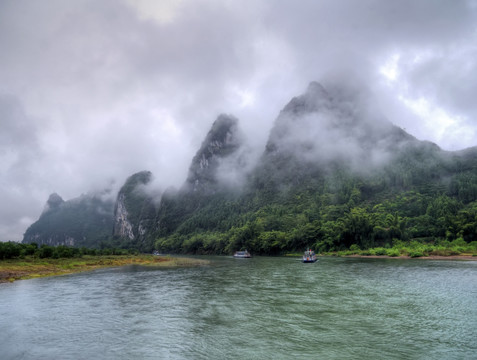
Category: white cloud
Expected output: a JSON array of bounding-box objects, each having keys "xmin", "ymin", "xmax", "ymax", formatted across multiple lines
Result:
[
  {"xmin": 379, "ymin": 53, "xmax": 400, "ymax": 82},
  {"xmin": 0, "ymin": 0, "xmax": 476, "ymax": 241},
  {"xmin": 124, "ymin": 0, "xmax": 184, "ymax": 24},
  {"xmin": 399, "ymin": 96, "xmax": 476, "ymax": 150}
]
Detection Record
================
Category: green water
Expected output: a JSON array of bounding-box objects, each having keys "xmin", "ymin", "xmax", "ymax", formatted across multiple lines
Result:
[{"xmin": 1, "ymin": 256, "xmax": 476, "ymax": 359}]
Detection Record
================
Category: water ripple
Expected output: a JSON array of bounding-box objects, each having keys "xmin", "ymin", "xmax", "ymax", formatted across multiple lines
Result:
[{"xmin": 0, "ymin": 257, "xmax": 476, "ymax": 359}]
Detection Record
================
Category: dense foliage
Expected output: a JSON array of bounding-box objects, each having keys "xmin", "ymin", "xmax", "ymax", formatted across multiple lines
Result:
[
  {"xmin": 22, "ymin": 193, "xmax": 115, "ymax": 248},
  {"xmin": 154, "ymin": 145, "xmax": 477, "ymax": 255},
  {"xmin": 329, "ymin": 239, "xmax": 477, "ymax": 258},
  {"xmin": 20, "ymin": 84, "xmax": 477, "ymax": 255},
  {"xmin": 0, "ymin": 242, "xmax": 136, "ymax": 260}
]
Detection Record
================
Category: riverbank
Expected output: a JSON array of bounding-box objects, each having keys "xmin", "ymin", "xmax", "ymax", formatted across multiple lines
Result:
[
  {"xmin": 0, "ymin": 255, "xmax": 208, "ymax": 283},
  {"xmin": 337, "ymin": 254, "xmax": 477, "ymax": 261},
  {"xmin": 287, "ymin": 251, "xmax": 477, "ymax": 260}
]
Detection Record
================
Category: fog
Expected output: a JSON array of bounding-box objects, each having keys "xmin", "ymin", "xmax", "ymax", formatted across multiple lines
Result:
[
  {"xmin": 1, "ymin": 0, "xmax": 477, "ymax": 241},
  {"xmin": 265, "ymin": 81, "xmax": 415, "ymax": 175}
]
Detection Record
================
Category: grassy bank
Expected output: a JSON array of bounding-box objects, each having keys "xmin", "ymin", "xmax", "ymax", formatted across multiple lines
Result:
[
  {"xmin": 0, "ymin": 254, "xmax": 208, "ymax": 283},
  {"xmin": 321, "ymin": 240, "xmax": 477, "ymax": 259}
]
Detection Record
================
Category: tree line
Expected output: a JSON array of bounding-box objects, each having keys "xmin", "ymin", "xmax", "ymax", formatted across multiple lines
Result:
[
  {"xmin": 154, "ymin": 179, "xmax": 477, "ymax": 255},
  {"xmin": 0, "ymin": 242, "xmax": 137, "ymax": 260}
]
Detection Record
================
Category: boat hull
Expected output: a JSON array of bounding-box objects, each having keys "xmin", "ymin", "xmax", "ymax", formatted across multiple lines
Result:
[{"xmin": 233, "ymin": 251, "xmax": 251, "ymax": 258}]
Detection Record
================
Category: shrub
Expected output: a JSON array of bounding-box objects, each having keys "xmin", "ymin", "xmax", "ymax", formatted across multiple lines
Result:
[
  {"xmin": 430, "ymin": 246, "xmax": 450, "ymax": 256},
  {"xmin": 449, "ymin": 248, "xmax": 462, "ymax": 255},
  {"xmin": 451, "ymin": 238, "xmax": 467, "ymax": 247},
  {"xmin": 373, "ymin": 247, "xmax": 387, "ymax": 256},
  {"xmin": 409, "ymin": 250, "xmax": 424, "ymax": 258},
  {"xmin": 349, "ymin": 244, "xmax": 361, "ymax": 253},
  {"xmin": 339, "ymin": 250, "xmax": 354, "ymax": 256},
  {"xmin": 38, "ymin": 245, "xmax": 54, "ymax": 258},
  {"xmin": 386, "ymin": 248, "xmax": 400, "ymax": 257},
  {"xmin": 436, "ymin": 239, "xmax": 451, "ymax": 248}
]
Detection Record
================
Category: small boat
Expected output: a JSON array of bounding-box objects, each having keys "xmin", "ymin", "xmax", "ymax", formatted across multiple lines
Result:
[
  {"xmin": 233, "ymin": 250, "xmax": 251, "ymax": 258},
  {"xmin": 302, "ymin": 249, "xmax": 317, "ymax": 263}
]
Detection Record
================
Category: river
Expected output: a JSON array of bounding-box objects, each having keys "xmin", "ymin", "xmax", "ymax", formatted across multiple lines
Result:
[{"xmin": 1, "ymin": 256, "xmax": 476, "ymax": 359}]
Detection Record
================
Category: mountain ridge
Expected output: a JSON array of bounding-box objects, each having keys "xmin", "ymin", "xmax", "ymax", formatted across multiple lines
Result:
[{"xmin": 22, "ymin": 82, "xmax": 477, "ymax": 253}]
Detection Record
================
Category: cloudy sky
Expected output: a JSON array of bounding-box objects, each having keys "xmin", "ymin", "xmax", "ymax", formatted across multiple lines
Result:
[{"xmin": 1, "ymin": 0, "xmax": 477, "ymax": 242}]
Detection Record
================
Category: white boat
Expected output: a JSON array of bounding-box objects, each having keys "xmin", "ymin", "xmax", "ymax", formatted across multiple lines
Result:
[
  {"xmin": 233, "ymin": 250, "xmax": 251, "ymax": 258},
  {"xmin": 302, "ymin": 249, "xmax": 317, "ymax": 263}
]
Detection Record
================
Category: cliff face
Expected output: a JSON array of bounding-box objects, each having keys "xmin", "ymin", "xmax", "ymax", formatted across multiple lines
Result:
[
  {"xmin": 112, "ymin": 171, "xmax": 157, "ymax": 250},
  {"xmin": 184, "ymin": 114, "xmax": 242, "ymax": 194},
  {"xmin": 22, "ymin": 81, "xmax": 477, "ymax": 253},
  {"xmin": 113, "ymin": 193, "xmax": 135, "ymax": 240}
]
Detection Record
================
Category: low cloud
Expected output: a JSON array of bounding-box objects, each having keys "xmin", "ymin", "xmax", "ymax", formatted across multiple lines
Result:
[
  {"xmin": 1, "ymin": 0, "xmax": 476, "ymax": 241},
  {"xmin": 265, "ymin": 82, "xmax": 403, "ymax": 175}
]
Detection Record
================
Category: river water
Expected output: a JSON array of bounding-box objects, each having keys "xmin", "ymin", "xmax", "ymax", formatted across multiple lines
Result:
[{"xmin": 1, "ymin": 256, "xmax": 476, "ymax": 359}]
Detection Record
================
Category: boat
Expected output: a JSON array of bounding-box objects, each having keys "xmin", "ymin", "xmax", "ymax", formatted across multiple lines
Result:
[
  {"xmin": 302, "ymin": 249, "xmax": 317, "ymax": 263},
  {"xmin": 233, "ymin": 250, "xmax": 251, "ymax": 258}
]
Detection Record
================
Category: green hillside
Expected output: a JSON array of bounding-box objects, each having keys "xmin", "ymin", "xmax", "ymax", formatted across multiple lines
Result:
[
  {"xmin": 22, "ymin": 193, "xmax": 114, "ymax": 248},
  {"xmin": 153, "ymin": 83, "xmax": 477, "ymax": 254},
  {"xmin": 23, "ymin": 82, "xmax": 477, "ymax": 254}
]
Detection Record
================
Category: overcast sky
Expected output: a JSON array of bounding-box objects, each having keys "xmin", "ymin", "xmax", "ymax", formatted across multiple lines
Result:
[{"xmin": 1, "ymin": 0, "xmax": 477, "ymax": 242}]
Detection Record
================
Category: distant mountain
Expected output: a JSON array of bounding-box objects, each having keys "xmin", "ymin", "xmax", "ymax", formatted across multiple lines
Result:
[
  {"xmin": 112, "ymin": 170, "xmax": 157, "ymax": 250},
  {"xmin": 23, "ymin": 82, "xmax": 477, "ymax": 253},
  {"xmin": 262, "ymin": 81, "xmax": 418, "ymax": 182},
  {"xmin": 22, "ymin": 192, "xmax": 114, "ymax": 248},
  {"xmin": 152, "ymin": 82, "xmax": 477, "ymax": 253},
  {"xmin": 154, "ymin": 114, "xmax": 246, "ymax": 245},
  {"xmin": 183, "ymin": 114, "xmax": 243, "ymax": 193}
]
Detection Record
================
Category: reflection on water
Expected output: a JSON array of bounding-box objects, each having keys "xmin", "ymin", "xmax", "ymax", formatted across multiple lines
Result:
[{"xmin": 1, "ymin": 257, "xmax": 476, "ymax": 359}]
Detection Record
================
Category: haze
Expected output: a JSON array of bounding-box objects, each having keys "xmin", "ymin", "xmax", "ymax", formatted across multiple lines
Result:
[{"xmin": 1, "ymin": 0, "xmax": 477, "ymax": 241}]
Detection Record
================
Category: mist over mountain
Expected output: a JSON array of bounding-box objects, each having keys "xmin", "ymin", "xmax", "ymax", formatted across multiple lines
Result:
[
  {"xmin": 44, "ymin": 193, "xmax": 65, "ymax": 212},
  {"xmin": 184, "ymin": 114, "xmax": 244, "ymax": 193},
  {"xmin": 23, "ymin": 191, "xmax": 114, "ymax": 248},
  {"xmin": 22, "ymin": 82, "xmax": 477, "ymax": 253},
  {"xmin": 265, "ymin": 81, "xmax": 417, "ymax": 171}
]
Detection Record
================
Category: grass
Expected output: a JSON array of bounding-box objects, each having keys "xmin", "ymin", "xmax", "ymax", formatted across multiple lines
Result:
[
  {"xmin": 0, "ymin": 254, "xmax": 208, "ymax": 283},
  {"xmin": 322, "ymin": 241, "xmax": 477, "ymax": 259}
]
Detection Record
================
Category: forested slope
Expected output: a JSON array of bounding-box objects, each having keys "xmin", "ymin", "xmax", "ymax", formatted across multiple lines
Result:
[
  {"xmin": 153, "ymin": 83, "xmax": 477, "ymax": 254},
  {"xmin": 23, "ymin": 82, "xmax": 477, "ymax": 254}
]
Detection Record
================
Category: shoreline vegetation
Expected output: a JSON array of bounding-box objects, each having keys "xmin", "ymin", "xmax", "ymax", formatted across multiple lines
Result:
[
  {"xmin": 321, "ymin": 239, "xmax": 477, "ymax": 259},
  {"xmin": 286, "ymin": 252, "xmax": 477, "ymax": 260},
  {"xmin": 0, "ymin": 254, "xmax": 208, "ymax": 284},
  {"xmin": 320, "ymin": 252, "xmax": 477, "ymax": 260},
  {"xmin": 1, "ymin": 239, "xmax": 476, "ymax": 283},
  {"xmin": 285, "ymin": 239, "xmax": 477, "ymax": 260}
]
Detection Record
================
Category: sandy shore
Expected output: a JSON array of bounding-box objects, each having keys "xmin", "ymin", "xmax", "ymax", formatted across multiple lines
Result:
[{"xmin": 0, "ymin": 255, "xmax": 208, "ymax": 283}]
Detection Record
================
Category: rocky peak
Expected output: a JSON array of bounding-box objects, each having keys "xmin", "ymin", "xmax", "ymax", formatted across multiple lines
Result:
[
  {"xmin": 282, "ymin": 81, "xmax": 332, "ymax": 116},
  {"xmin": 185, "ymin": 114, "xmax": 242, "ymax": 192},
  {"xmin": 113, "ymin": 170, "xmax": 154, "ymax": 241},
  {"xmin": 266, "ymin": 82, "xmax": 332, "ymax": 154},
  {"xmin": 262, "ymin": 81, "xmax": 430, "ymax": 178},
  {"xmin": 119, "ymin": 171, "xmax": 152, "ymax": 194},
  {"xmin": 24, "ymin": 192, "xmax": 114, "ymax": 248},
  {"xmin": 43, "ymin": 193, "xmax": 64, "ymax": 213}
]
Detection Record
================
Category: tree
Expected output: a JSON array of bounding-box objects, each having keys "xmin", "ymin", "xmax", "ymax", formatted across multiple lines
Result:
[{"xmin": 340, "ymin": 208, "xmax": 374, "ymax": 249}]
